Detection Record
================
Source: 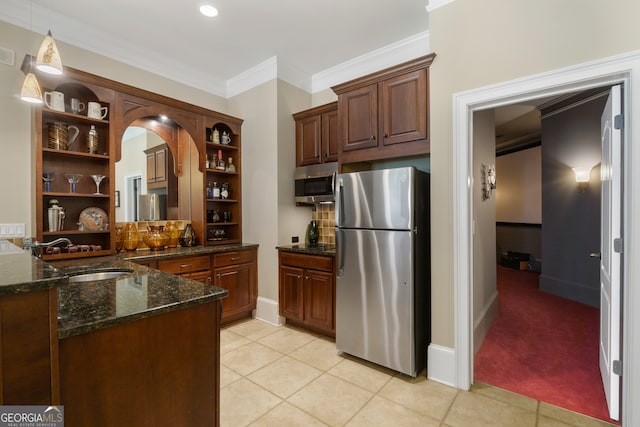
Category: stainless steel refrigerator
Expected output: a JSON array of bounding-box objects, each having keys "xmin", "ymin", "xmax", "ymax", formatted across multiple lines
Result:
[{"xmin": 335, "ymin": 167, "xmax": 429, "ymax": 377}]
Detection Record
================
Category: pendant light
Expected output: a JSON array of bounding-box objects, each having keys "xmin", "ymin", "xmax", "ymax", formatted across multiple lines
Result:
[
  {"xmin": 20, "ymin": 71, "xmax": 43, "ymax": 103},
  {"xmin": 35, "ymin": 30, "xmax": 63, "ymax": 75},
  {"xmin": 20, "ymin": 0, "xmax": 43, "ymax": 103}
]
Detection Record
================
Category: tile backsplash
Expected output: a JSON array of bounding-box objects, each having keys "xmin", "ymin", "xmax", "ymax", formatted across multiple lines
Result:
[{"xmin": 312, "ymin": 204, "xmax": 335, "ymax": 245}]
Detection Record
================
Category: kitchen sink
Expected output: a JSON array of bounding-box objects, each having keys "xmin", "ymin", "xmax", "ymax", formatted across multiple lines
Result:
[{"xmin": 67, "ymin": 269, "xmax": 134, "ymax": 283}]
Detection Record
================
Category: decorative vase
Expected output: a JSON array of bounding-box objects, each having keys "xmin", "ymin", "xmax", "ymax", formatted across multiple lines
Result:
[
  {"xmin": 179, "ymin": 223, "xmax": 197, "ymax": 247},
  {"xmin": 123, "ymin": 222, "xmax": 139, "ymax": 251},
  {"xmin": 143, "ymin": 225, "xmax": 169, "ymax": 251},
  {"xmin": 307, "ymin": 220, "xmax": 319, "ymax": 247},
  {"xmin": 165, "ymin": 221, "xmax": 180, "ymax": 248}
]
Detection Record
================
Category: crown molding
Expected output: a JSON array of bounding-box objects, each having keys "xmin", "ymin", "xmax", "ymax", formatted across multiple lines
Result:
[
  {"xmin": 310, "ymin": 31, "xmax": 430, "ymax": 94},
  {"xmin": 226, "ymin": 56, "xmax": 278, "ymax": 98},
  {"xmin": 425, "ymin": 0, "xmax": 456, "ymax": 13}
]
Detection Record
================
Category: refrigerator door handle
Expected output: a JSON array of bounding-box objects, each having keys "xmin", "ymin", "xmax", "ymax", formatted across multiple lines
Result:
[
  {"xmin": 335, "ymin": 177, "xmax": 344, "ymax": 226},
  {"xmin": 336, "ymin": 227, "xmax": 345, "ymax": 278}
]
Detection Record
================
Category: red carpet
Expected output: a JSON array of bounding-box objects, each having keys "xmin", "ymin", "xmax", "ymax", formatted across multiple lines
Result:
[{"xmin": 474, "ymin": 265, "xmax": 619, "ymax": 424}]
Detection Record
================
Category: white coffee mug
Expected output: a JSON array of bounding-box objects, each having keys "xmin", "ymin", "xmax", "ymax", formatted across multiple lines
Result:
[
  {"xmin": 87, "ymin": 102, "xmax": 108, "ymax": 119},
  {"xmin": 44, "ymin": 91, "xmax": 65, "ymax": 112},
  {"xmin": 70, "ymin": 98, "xmax": 85, "ymax": 114}
]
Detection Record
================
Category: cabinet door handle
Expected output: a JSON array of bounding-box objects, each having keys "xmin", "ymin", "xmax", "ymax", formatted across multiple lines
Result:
[
  {"xmin": 180, "ymin": 263, "xmax": 192, "ymax": 269},
  {"xmin": 305, "ymin": 275, "xmax": 310, "ymax": 280},
  {"xmin": 217, "ymin": 273, "xmax": 222, "ymax": 279},
  {"xmin": 369, "ymin": 135, "xmax": 375, "ymax": 140},
  {"xmin": 207, "ymin": 276, "xmax": 212, "ymax": 284},
  {"xmin": 383, "ymin": 133, "xmax": 388, "ymax": 139},
  {"xmin": 296, "ymin": 275, "xmax": 302, "ymax": 279}
]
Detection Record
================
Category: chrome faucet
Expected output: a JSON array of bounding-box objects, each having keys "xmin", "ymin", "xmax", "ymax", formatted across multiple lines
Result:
[{"xmin": 32, "ymin": 238, "xmax": 74, "ymax": 258}]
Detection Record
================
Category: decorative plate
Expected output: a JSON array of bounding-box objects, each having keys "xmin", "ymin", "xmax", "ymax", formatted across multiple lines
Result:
[{"xmin": 79, "ymin": 207, "xmax": 109, "ymax": 231}]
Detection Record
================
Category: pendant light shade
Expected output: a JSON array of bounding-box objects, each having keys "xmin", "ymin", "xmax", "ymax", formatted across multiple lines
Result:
[
  {"xmin": 35, "ymin": 30, "xmax": 63, "ymax": 75},
  {"xmin": 20, "ymin": 72, "xmax": 43, "ymax": 103}
]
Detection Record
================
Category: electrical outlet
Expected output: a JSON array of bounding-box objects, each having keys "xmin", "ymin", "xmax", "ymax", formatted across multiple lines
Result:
[
  {"xmin": 292, "ymin": 236, "xmax": 299, "ymax": 243},
  {"xmin": 0, "ymin": 223, "xmax": 26, "ymax": 238}
]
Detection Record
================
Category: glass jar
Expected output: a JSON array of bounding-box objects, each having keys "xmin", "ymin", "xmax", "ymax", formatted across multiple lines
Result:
[
  {"xmin": 123, "ymin": 222, "xmax": 139, "ymax": 251},
  {"xmin": 164, "ymin": 221, "xmax": 180, "ymax": 248},
  {"xmin": 115, "ymin": 225, "xmax": 124, "ymax": 252},
  {"xmin": 143, "ymin": 225, "xmax": 169, "ymax": 251}
]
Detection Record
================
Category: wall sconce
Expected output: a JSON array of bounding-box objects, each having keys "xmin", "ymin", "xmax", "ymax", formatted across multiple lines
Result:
[
  {"xmin": 572, "ymin": 166, "xmax": 593, "ymax": 193},
  {"xmin": 481, "ymin": 164, "xmax": 496, "ymax": 201}
]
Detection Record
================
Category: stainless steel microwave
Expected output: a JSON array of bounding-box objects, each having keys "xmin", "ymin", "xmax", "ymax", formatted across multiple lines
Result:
[{"xmin": 294, "ymin": 162, "xmax": 338, "ymax": 204}]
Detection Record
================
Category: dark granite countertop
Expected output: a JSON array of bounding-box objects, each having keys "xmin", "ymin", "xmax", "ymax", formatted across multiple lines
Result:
[
  {"xmin": 118, "ymin": 242, "xmax": 259, "ymax": 262},
  {"xmin": 276, "ymin": 243, "xmax": 336, "ymax": 256},
  {"xmin": 51, "ymin": 255, "xmax": 228, "ymax": 339},
  {"xmin": 0, "ymin": 240, "xmax": 67, "ymax": 296}
]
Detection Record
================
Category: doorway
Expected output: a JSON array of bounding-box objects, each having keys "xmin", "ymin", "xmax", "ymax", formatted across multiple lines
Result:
[{"xmin": 450, "ymin": 52, "xmax": 640, "ymax": 426}]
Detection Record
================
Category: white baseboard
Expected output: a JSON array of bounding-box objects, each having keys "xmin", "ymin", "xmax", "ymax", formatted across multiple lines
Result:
[
  {"xmin": 254, "ymin": 296, "xmax": 284, "ymax": 326},
  {"xmin": 427, "ymin": 344, "xmax": 456, "ymax": 387},
  {"xmin": 473, "ymin": 291, "xmax": 499, "ymax": 354}
]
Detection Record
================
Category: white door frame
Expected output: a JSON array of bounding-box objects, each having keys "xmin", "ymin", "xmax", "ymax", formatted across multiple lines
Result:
[{"xmin": 452, "ymin": 51, "xmax": 640, "ymax": 426}]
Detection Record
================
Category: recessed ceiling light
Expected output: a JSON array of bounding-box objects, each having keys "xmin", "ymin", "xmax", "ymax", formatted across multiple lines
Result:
[{"xmin": 200, "ymin": 5, "xmax": 219, "ymax": 17}]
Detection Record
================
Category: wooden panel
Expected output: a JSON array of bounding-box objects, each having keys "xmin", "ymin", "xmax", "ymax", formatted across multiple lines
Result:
[
  {"xmin": 157, "ymin": 255, "xmax": 210, "ymax": 274},
  {"xmin": 322, "ymin": 109, "xmax": 339, "ymax": 163},
  {"xmin": 340, "ymin": 84, "xmax": 378, "ymax": 152},
  {"xmin": 59, "ymin": 300, "xmax": 220, "ymax": 426},
  {"xmin": 279, "ymin": 252, "xmax": 333, "ymax": 272},
  {"xmin": 303, "ymin": 269, "xmax": 334, "ymax": 333},
  {"xmin": 296, "ymin": 115, "xmax": 321, "ymax": 166},
  {"xmin": 380, "ymin": 69, "xmax": 427, "ymax": 146},
  {"xmin": 0, "ymin": 289, "xmax": 58, "ymax": 405},
  {"xmin": 213, "ymin": 249, "xmax": 254, "ymax": 267},
  {"xmin": 155, "ymin": 147, "xmax": 167, "ymax": 181},
  {"xmin": 279, "ymin": 266, "xmax": 304, "ymax": 321},
  {"xmin": 146, "ymin": 152, "xmax": 156, "ymax": 183},
  {"xmin": 216, "ymin": 263, "xmax": 253, "ymax": 319}
]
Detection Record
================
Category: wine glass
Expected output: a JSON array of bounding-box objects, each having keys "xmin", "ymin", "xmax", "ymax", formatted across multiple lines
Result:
[
  {"xmin": 64, "ymin": 174, "xmax": 83, "ymax": 193},
  {"xmin": 90, "ymin": 174, "xmax": 106, "ymax": 195},
  {"xmin": 42, "ymin": 172, "xmax": 55, "ymax": 192}
]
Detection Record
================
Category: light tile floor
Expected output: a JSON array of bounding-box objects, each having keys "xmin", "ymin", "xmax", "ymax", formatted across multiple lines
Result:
[{"xmin": 220, "ymin": 319, "xmax": 617, "ymax": 427}]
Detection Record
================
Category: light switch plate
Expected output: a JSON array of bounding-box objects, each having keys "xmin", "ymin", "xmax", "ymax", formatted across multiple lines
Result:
[
  {"xmin": 0, "ymin": 47, "xmax": 15, "ymax": 67},
  {"xmin": 0, "ymin": 223, "xmax": 26, "ymax": 238}
]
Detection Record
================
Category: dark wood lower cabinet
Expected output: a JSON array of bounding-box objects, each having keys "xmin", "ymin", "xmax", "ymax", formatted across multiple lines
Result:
[
  {"xmin": 213, "ymin": 248, "xmax": 258, "ymax": 324},
  {"xmin": 59, "ymin": 300, "xmax": 221, "ymax": 426},
  {"xmin": 0, "ymin": 289, "xmax": 59, "ymax": 405},
  {"xmin": 278, "ymin": 251, "xmax": 335, "ymax": 337}
]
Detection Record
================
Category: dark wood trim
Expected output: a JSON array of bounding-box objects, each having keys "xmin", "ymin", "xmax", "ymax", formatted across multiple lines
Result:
[
  {"xmin": 496, "ymin": 140, "xmax": 541, "ymax": 157},
  {"xmin": 496, "ymin": 222, "xmax": 542, "ymax": 228},
  {"xmin": 292, "ymin": 101, "xmax": 338, "ymax": 120}
]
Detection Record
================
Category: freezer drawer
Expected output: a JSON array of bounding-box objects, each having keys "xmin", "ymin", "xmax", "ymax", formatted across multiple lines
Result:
[{"xmin": 336, "ymin": 228, "xmax": 416, "ymax": 376}]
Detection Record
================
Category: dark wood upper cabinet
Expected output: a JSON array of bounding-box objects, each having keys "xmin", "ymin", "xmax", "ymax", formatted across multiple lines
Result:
[
  {"xmin": 332, "ymin": 53, "xmax": 435, "ymax": 165},
  {"xmin": 293, "ymin": 102, "xmax": 338, "ymax": 166}
]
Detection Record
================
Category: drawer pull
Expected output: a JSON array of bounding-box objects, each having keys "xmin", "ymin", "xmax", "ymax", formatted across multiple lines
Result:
[
  {"xmin": 305, "ymin": 275, "xmax": 310, "ymax": 280},
  {"xmin": 297, "ymin": 275, "xmax": 302, "ymax": 279},
  {"xmin": 230, "ymin": 257, "xmax": 240, "ymax": 261},
  {"xmin": 180, "ymin": 263, "xmax": 193, "ymax": 269},
  {"xmin": 217, "ymin": 273, "xmax": 222, "ymax": 279}
]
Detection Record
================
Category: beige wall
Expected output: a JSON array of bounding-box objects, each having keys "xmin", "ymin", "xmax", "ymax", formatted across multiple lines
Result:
[
  {"xmin": 428, "ymin": 0, "xmax": 640, "ymax": 347},
  {"xmin": 471, "ymin": 109, "xmax": 497, "ymax": 353}
]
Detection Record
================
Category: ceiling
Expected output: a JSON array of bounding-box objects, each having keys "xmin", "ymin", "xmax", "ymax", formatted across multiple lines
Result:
[{"xmin": 0, "ymin": 0, "xmax": 430, "ymax": 97}]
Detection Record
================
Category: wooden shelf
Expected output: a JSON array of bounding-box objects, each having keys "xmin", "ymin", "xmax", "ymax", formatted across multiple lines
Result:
[
  {"xmin": 44, "ymin": 192, "xmax": 110, "ymax": 198},
  {"xmin": 206, "ymin": 222, "xmax": 238, "ymax": 226},
  {"xmin": 206, "ymin": 199, "xmax": 238, "ymax": 203},
  {"xmin": 206, "ymin": 142, "xmax": 238, "ymax": 151},
  {"xmin": 42, "ymin": 148, "xmax": 110, "ymax": 160},
  {"xmin": 205, "ymin": 169, "xmax": 238, "ymax": 175},
  {"xmin": 205, "ymin": 238, "xmax": 241, "ymax": 246},
  {"xmin": 42, "ymin": 108, "xmax": 110, "ymax": 125}
]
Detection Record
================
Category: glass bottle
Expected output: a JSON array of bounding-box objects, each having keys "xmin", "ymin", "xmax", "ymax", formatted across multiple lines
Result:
[
  {"xmin": 221, "ymin": 182, "xmax": 230, "ymax": 199},
  {"xmin": 212, "ymin": 181, "xmax": 220, "ymax": 199},
  {"xmin": 216, "ymin": 149, "xmax": 225, "ymax": 170},
  {"xmin": 88, "ymin": 125, "xmax": 98, "ymax": 154},
  {"xmin": 307, "ymin": 220, "xmax": 319, "ymax": 247},
  {"xmin": 226, "ymin": 157, "xmax": 236, "ymax": 173}
]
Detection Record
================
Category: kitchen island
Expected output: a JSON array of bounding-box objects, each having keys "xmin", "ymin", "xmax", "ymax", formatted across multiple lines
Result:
[{"xmin": 0, "ymin": 241, "xmax": 230, "ymax": 426}]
